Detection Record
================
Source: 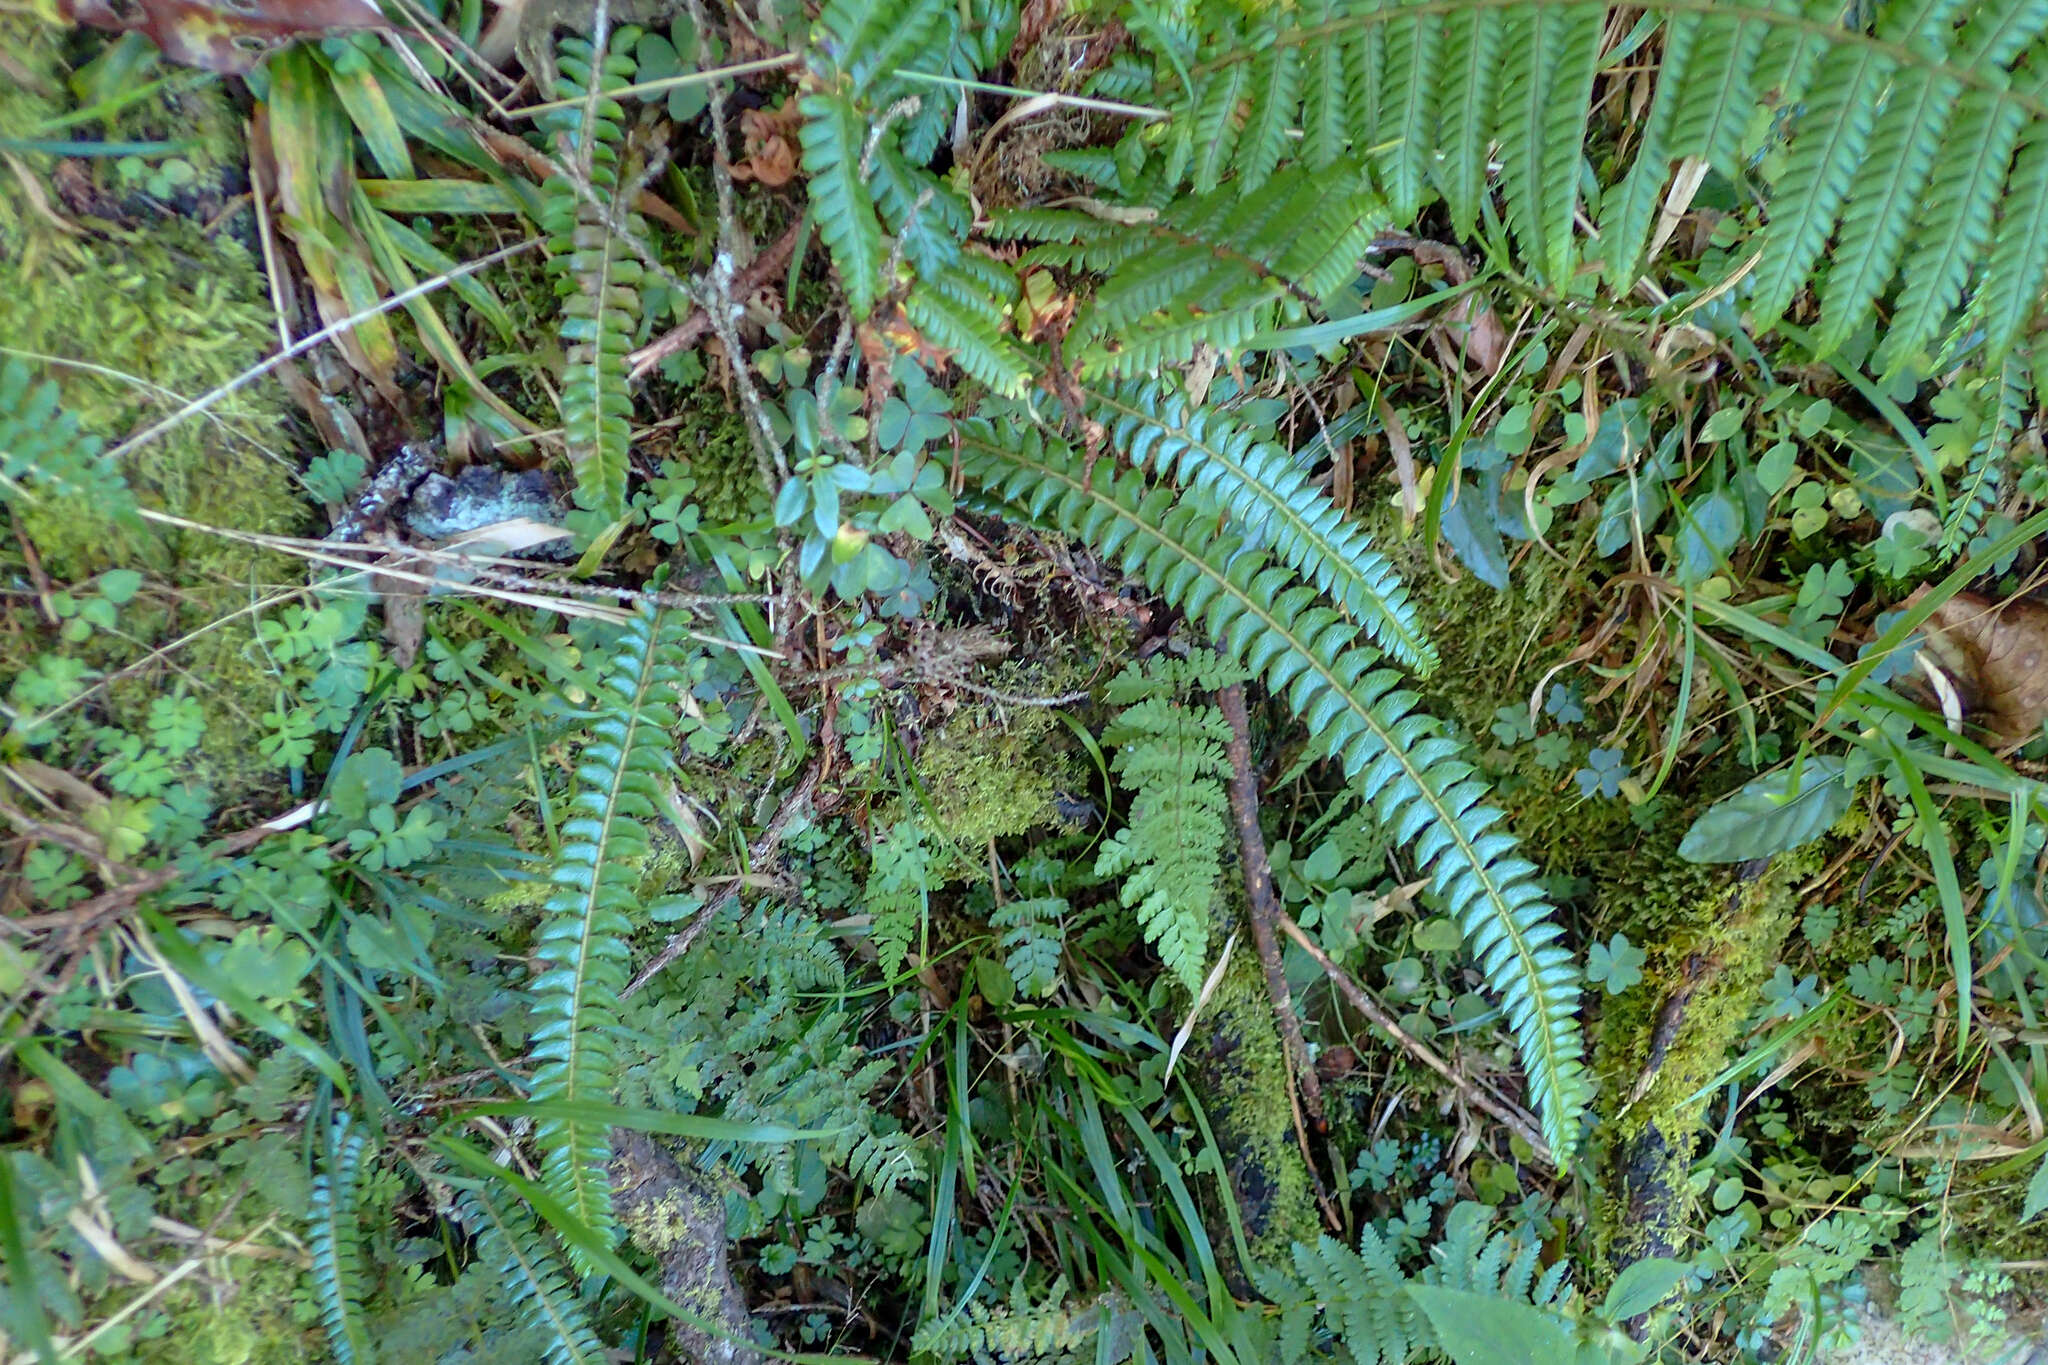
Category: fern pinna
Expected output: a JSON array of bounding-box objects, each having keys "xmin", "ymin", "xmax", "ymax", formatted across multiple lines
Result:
[
  {"xmin": 456, "ymin": 1189, "xmax": 608, "ymax": 1365},
  {"xmin": 537, "ymin": 29, "xmax": 642, "ymax": 523},
  {"xmin": 960, "ymin": 419, "xmax": 1590, "ymax": 1163},
  {"xmin": 1143, "ymin": 0, "xmax": 2048, "ymax": 370},
  {"xmin": 530, "ymin": 605, "xmax": 688, "ymax": 1258}
]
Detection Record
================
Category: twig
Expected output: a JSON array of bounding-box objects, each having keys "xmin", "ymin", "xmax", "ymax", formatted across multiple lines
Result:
[
  {"xmin": 1275, "ymin": 911, "xmax": 1556, "ymax": 1172},
  {"xmin": 1217, "ymin": 682, "xmax": 1339, "ymax": 1231},
  {"xmin": 627, "ymin": 218, "xmax": 804, "ymax": 380},
  {"xmin": 622, "ymin": 763, "xmax": 821, "ymax": 998}
]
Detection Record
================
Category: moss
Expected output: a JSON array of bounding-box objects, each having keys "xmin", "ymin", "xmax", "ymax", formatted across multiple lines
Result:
[
  {"xmin": 1590, "ymin": 853, "xmax": 1813, "ymax": 1266},
  {"xmin": 133, "ymin": 1257, "xmax": 319, "ymax": 1364},
  {"xmin": 903, "ymin": 699, "xmax": 1068, "ymax": 857},
  {"xmin": 1185, "ymin": 947, "xmax": 1320, "ymax": 1277},
  {"xmin": 3, "ymin": 21, "xmax": 312, "ymax": 797}
]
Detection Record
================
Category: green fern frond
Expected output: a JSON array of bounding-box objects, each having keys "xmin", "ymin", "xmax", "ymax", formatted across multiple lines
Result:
[
  {"xmin": 904, "ymin": 259, "xmax": 1034, "ymax": 397},
  {"xmin": 1145, "ymin": 0, "xmax": 2048, "ymax": 362},
  {"xmin": 538, "ymin": 32, "xmax": 642, "ymax": 523},
  {"xmin": 1939, "ymin": 354, "xmax": 2030, "ymax": 558},
  {"xmin": 990, "ymin": 896, "xmax": 1067, "ymax": 998},
  {"xmin": 1007, "ymin": 165, "xmax": 1386, "ymax": 376},
  {"xmin": 456, "ymin": 1189, "xmax": 609, "ymax": 1365},
  {"xmin": 960, "ymin": 422, "xmax": 1589, "ymax": 1162},
  {"xmin": 1093, "ymin": 665, "xmax": 1234, "ymax": 992},
  {"xmin": 913, "ymin": 1276, "xmax": 1134, "ymax": 1363},
  {"xmin": 531, "ymin": 605, "xmax": 688, "ymax": 1263},
  {"xmin": 866, "ymin": 816, "xmax": 931, "ymax": 976},
  {"xmin": 309, "ymin": 1115, "xmax": 374, "ymax": 1365},
  {"xmin": 800, "ymin": 91, "xmax": 889, "ymax": 320},
  {"xmin": 1085, "ymin": 382, "xmax": 1438, "ymax": 674},
  {"xmin": 1290, "ymin": 1229, "xmax": 1421, "ymax": 1365},
  {"xmin": 814, "ymin": 0, "xmax": 951, "ymax": 101}
]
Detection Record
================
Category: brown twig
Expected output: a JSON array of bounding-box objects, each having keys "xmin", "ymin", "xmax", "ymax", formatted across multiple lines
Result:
[
  {"xmin": 1217, "ymin": 682, "xmax": 1340, "ymax": 1230},
  {"xmin": 622, "ymin": 762, "xmax": 821, "ymax": 999},
  {"xmin": 625, "ymin": 217, "xmax": 805, "ymax": 381},
  {"xmin": 1275, "ymin": 910, "xmax": 1556, "ymax": 1172}
]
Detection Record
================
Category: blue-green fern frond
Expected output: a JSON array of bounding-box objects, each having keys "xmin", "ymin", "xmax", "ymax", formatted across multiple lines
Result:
[
  {"xmin": 1085, "ymin": 381, "xmax": 1438, "ymax": 675},
  {"xmin": 959, "ymin": 421, "xmax": 1589, "ymax": 1163},
  {"xmin": 308, "ymin": 1114, "xmax": 375, "ymax": 1365},
  {"xmin": 456, "ymin": 1189, "xmax": 609, "ymax": 1365},
  {"xmin": 530, "ymin": 605, "xmax": 687, "ymax": 1264}
]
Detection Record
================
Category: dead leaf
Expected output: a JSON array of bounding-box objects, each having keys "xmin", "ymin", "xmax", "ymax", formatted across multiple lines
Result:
[
  {"xmin": 1908, "ymin": 586, "xmax": 2048, "ymax": 742},
  {"xmin": 731, "ymin": 102, "xmax": 802, "ymax": 187},
  {"xmin": 61, "ymin": 0, "xmax": 386, "ymax": 73}
]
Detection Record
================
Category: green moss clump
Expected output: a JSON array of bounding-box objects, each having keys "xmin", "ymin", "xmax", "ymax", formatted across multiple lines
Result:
[
  {"xmin": 908, "ymin": 701, "xmax": 1065, "ymax": 854},
  {"xmin": 2, "ymin": 21, "xmax": 311, "ymax": 795},
  {"xmin": 1186, "ymin": 947, "xmax": 1320, "ymax": 1276}
]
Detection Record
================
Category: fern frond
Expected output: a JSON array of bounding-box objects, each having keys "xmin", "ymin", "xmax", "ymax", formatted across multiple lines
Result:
[
  {"xmin": 1086, "ymin": 382, "xmax": 1438, "ymax": 674},
  {"xmin": 960, "ymin": 423, "xmax": 1589, "ymax": 1162},
  {"xmin": 457, "ymin": 1189, "xmax": 609, "ymax": 1365},
  {"xmin": 308, "ymin": 1114, "xmax": 375, "ymax": 1365},
  {"xmin": 1370, "ymin": 1, "xmax": 1440, "ymax": 222},
  {"xmin": 799, "ymin": 91, "xmax": 889, "ymax": 320},
  {"xmin": 913, "ymin": 1278, "xmax": 1132, "ymax": 1363},
  {"xmin": 1496, "ymin": 3, "xmax": 1602, "ymax": 288},
  {"xmin": 814, "ymin": 0, "xmax": 951, "ymax": 101},
  {"xmin": 531, "ymin": 605, "xmax": 687, "ymax": 1264},
  {"xmin": 1290, "ymin": 1231, "xmax": 1421, "ymax": 1365},
  {"xmin": 1094, "ymin": 675, "xmax": 1234, "ymax": 992},
  {"xmin": 538, "ymin": 33, "xmax": 642, "ymax": 523},
  {"xmin": 1939, "ymin": 354, "xmax": 2030, "ymax": 558},
  {"xmin": 1189, "ymin": 47, "xmax": 1252, "ymax": 195},
  {"xmin": 1014, "ymin": 166, "xmax": 1385, "ymax": 376},
  {"xmin": 1598, "ymin": 11, "xmax": 1702, "ymax": 284},
  {"xmin": 990, "ymin": 895, "xmax": 1068, "ymax": 998},
  {"xmin": 1242, "ymin": 43, "xmax": 1303, "ymax": 194},
  {"xmin": 1301, "ymin": 0, "xmax": 1353, "ymax": 172},
  {"xmin": 866, "ymin": 817, "xmax": 930, "ymax": 976},
  {"xmin": 1975, "ymin": 82, "xmax": 2048, "ymax": 365},
  {"xmin": 903, "ymin": 259, "xmax": 1034, "ymax": 397}
]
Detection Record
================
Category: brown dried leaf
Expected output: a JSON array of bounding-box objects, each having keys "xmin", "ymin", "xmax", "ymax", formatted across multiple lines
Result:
[
  {"xmin": 61, "ymin": 0, "xmax": 385, "ymax": 73},
  {"xmin": 1909, "ymin": 586, "xmax": 2048, "ymax": 742}
]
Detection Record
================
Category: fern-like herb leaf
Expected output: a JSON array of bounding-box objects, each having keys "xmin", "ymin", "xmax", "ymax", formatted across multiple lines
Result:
[
  {"xmin": 530, "ymin": 605, "xmax": 687, "ymax": 1263},
  {"xmin": 961, "ymin": 422, "xmax": 1589, "ymax": 1162}
]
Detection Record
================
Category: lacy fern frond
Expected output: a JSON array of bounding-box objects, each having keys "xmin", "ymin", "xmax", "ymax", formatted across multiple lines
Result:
[
  {"xmin": 996, "ymin": 166, "xmax": 1386, "ymax": 376},
  {"xmin": 538, "ymin": 31, "xmax": 642, "ymax": 523},
  {"xmin": 1093, "ymin": 658, "xmax": 1235, "ymax": 992},
  {"xmin": 865, "ymin": 816, "xmax": 930, "ymax": 977},
  {"xmin": 1085, "ymin": 381, "xmax": 1437, "ymax": 674},
  {"xmin": 1148, "ymin": 0, "xmax": 2048, "ymax": 360},
  {"xmin": 456, "ymin": 1189, "xmax": 609, "ymax": 1365},
  {"xmin": 531, "ymin": 605, "xmax": 687, "ymax": 1261},
  {"xmin": 1289, "ymin": 1228, "xmax": 1423, "ymax": 1365},
  {"xmin": 990, "ymin": 895, "xmax": 1068, "ymax": 998},
  {"xmin": 912, "ymin": 1276, "xmax": 1135, "ymax": 1363},
  {"xmin": 309, "ymin": 1114, "xmax": 374, "ymax": 1365},
  {"xmin": 960, "ymin": 422, "xmax": 1589, "ymax": 1161}
]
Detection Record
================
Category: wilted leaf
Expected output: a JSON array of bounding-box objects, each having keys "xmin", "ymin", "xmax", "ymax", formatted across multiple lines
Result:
[
  {"xmin": 61, "ymin": 0, "xmax": 385, "ymax": 73},
  {"xmin": 1678, "ymin": 756, "xmax": 1853, "ymax": 863},
  {"xmin": 1909, "ymin": 586, "xmax": 2048, "ymax": 742}
]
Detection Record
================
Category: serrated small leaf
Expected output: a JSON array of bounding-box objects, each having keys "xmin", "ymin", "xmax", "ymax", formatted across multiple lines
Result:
[{"xmin": 1678, "ymin": 756, "xmax": 1853, "ymax": 863}]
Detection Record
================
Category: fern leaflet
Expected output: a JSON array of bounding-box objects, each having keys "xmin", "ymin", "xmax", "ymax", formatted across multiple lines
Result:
[{"xmin": 457, "ymin": 1189, "xmax": 609, "ymax": 1365}]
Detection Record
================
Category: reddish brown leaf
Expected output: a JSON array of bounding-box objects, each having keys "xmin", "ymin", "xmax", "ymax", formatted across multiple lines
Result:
[
  {"xmin": 1909, "ymin": 586, "xmax": 2048, "ymax": 742},
  {"xmin": 61, "ymin": 0, "xmax": 385, "ymax": 73}
]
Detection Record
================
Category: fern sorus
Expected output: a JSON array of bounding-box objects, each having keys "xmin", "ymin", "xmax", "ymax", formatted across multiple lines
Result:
[
  {"xmin": 309, "ymin": 1114, "xmax": 374, "ymax": 1365},
  {"xmin": 529, "ymin": 605, "xmax": 689, "ymax": 1260},
  {"xmin": 959, "ymin": 421, "xmax": 1591, "ymax": 1162},
  {"xmin": 1093, "ymin": 654, "xmax": 1239, "ymax": 993},
  {"xmin": 537, "ymin": 30, "xmax": 643, "ymax": 523}
]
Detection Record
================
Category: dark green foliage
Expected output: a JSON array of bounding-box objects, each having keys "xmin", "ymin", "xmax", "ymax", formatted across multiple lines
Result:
[
  {"xmin": 959, "ymin": 419, "xmax": 1590, "ymax": 1162},
  {"xmin": 538, "ymin": 30, "xmax": 643, "ymax": 522},
  {"xmin": 530, "ymin": 606, "xmax": 691, "ymax": 1258},
  {"xmin": 993, "ymin": 165, "xmax": 1386, "ymax": 375}
]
